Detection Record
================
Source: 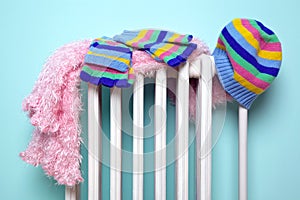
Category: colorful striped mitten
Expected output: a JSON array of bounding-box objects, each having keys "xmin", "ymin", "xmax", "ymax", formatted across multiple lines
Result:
[
  {"xmin": 84, "ymin": 37, "xmax": 132, "ymax": 72},
  {"xmin": 113, "ymin": 29, "xmax": 197, "ymax": 67}
]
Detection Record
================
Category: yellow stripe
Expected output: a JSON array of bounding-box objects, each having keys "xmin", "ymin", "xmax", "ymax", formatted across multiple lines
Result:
[
  {"xmin": 128, "ymin": 67, "xmax": 134, "ymax": 74},
  {"xmin": 233, "ymin": 19, "xmax": 259, "ymax": 48},
  {"xmin": 153, "ymin": 43, "xmax": 174, "ymax": 57},
  {"xmin": 233, "ymin": 72, "xmax": 264, "ymax": 94},
  {"xmin": 232, "ymin": 19, "xmax": 281, "ymax": 61},
  {"xmin": 87, "ymin": 51, "xmax": 130, "ymax": 65},
  {"xmin": 150, "ymin": 53, "xmax": 157, "ymax": 60},
  {"xmin": 217, "ymin": 43, "xmax": 226, "ymax": 50},
  {"xmin": 258, "ymin": 50, "xmax": 282, "ymax": 61},
  {"xmin": 126, "ymin": 30, "xmax": 148, "ymax": 45},
  {"xmin": 167, "ymin": 33, "xmax": 181, "ymax": 42}
]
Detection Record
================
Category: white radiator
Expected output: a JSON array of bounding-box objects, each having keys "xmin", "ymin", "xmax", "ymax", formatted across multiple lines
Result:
[{"xmin": 66, "ymin": 54, "xmax": 215, "ymax": 200}]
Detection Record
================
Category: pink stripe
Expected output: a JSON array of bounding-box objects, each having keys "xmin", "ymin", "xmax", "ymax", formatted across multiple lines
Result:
[
  {"xmin": 128, "ymin": 74, "xmax": 135, "ymax": 79},
  {"xmin": 228, "ymin": 54, "xmax": 270, "ymax": 89},
  {"xmin": 158, "ymin": 44, "xmax": 180, "ymax": 60},
  {"xmin": 105, "ymin": 40, "xmax": 121, "ymax": 46},
  {"xmin": 261, "ymin": 42, "xmax": 282, "ymax": 51},
  {"xmin": 218, "ymin": 38, "xmax": 225, "ymax": 46},
  {"xmin": 95, "ymin": 38, "xmax": 120, "ymax": 46},
  {"xmin": 131, "ymin": 30, "xmax": 155, "ymax": 47},
  {"xmin": 241, "ymin": 19, "xmax": 282, "ymax": 52},
  {"xmin": 174, "ymin": 34, "xmax": 185, "ymax": 43},
  {"xmin": 86, "ymin": 64, "xmax": 128, "ymax": 74}
]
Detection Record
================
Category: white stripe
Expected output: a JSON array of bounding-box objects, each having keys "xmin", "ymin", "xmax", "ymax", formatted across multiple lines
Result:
[
  {"xmin": 133, "ymin": 74, "xmax": 144, "ymax": 200},
  {"xmin": 88, "ymin": 84, "xmax": 102, "ymax": 200},
  {"xmin": 176, "ymin": 62, "xmax": 189, "ymax": 200},
  {"xmin": 155, "ymin": 69, "xmax": 167, "ymax": 200},
  {"xmin": 110, "ymin": 88, "xmax": 122, "ymax": 200},
  {"xmin": 196, "ymin": 55, "xmax": 213, "ymax": 200},
  {"xmin": 65, "ymin": 185, "xmax": 80, "ymax": 200},
  {"xmin": 239, "ymin": 106, "xmax": 248, "ymax": 200}
]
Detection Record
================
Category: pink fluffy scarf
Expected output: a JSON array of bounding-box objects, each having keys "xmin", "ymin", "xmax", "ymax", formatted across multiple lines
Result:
[{"xmin": 20, "ymin": 38, "xmax": 229, "ymax": 186}]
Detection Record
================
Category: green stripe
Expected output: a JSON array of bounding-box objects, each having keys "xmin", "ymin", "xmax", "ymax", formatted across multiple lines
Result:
[
  {"xmin": 82, "ymin": 65, "xmax": 128, "ymax": 79},
  {"xmin": 220, "ymin": 34, "xmax": 275, "ymax": 83},
  {"xmin": 249, "ymin": 20, "xmax": 280, "ymax": 43},
  {"xmin": 97, "ymin": 38, "xmax": 110, "ymax": 45},
  {"xmin": 127, "ymin": 79, "xmax": 134, "ymax": 84},
  {"xmin": 164, "ymin": 45, "xmax": 186, "ymax": 62},
  {"xmin": 97, "ymin": 38, "xmax": 124, "ymax": 47},
  {"xmin": 180, "ymin": 35, "xmax": 191, "ymax": 44},
  {"xmin": 97, "ymin": 39, "xmax": 107, "ymax": 45},
  {"xmin": 135, "ymin": 30, "xmax": 161, "ymax": 48}
]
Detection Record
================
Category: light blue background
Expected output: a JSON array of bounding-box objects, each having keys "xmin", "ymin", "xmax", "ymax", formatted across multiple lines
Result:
[{"xmin": 1, "ymin": 0, "xmax": 299, "ymax": 199}]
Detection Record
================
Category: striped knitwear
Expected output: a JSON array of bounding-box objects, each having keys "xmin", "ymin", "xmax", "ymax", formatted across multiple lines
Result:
[
  {"xmin": 82, "ymin": 37, "xmax": 134, "ymax": 88},
  {"xmin": 80, "ymin": 64, "xmax": 135, "ymax": 88},
  {"xmin": 84, "ymin": 37, "xmax": 132, "ymax": 72},
  {"xmin": 113, "ymin": 29, "xmax": 197, "ymax": 67},
  {"xmin": 212, "ymin": 18, "xmax": 282, "ymax": 109}
]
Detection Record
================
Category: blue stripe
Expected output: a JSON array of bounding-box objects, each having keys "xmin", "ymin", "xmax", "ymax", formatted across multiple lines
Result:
[
  {"xmin": 255, "ymin": 20, "xmax": 274, "ymax": 35},
  {"xmin": 181, "ymin": 43, "xmax": 197, "ymax": 58},
  {"xmin": 148, "ymin": 42, "xmax": 167, "ymax": 54},
  {"xmin": 157, "ymin": 31, "xmax": 168, "ymax": 42},
  {"xmin": 186, "ymin": 35, "xmax": 193, "ymax": 42},
  {"xmin": 222, "ymin": 27, "xmax": 279, "ymax": 76},
  {"xmin": 144, "ymin": 31, "xmax": 167, "ymax": 49},
  {"xmin": 167, "ymin": 43, "xmax": 198, "ymax": 66},
  {"xmin": 115, "ymin": 79, "xmax": 132, "ymax": 88},
  {"xmin": 167, "ymin": 58, "xmax": 181, "ymax": 67},
  {"xmin": 84, "ymin": 54, "xmax": 129, "ymax": 72},
  {"xmin": 80, "ymin": 70, "xmax": 102, "ymax": 86},
  {"xmin": 214, "ymin": 54, "xmax": 257, "ymax": 109},
  {"xmin": 155, "ymin": 31, "xmax": 192, "ymax": 43},
  {"xmin": 80, "ymin": 70, "xmax": 93, "ymax": 83},
  {"xmin": 164, "ymin": 32, "xmax": 176, "ymax": 41},
  {"xmin": 113, "ymin": 30, "xmax": 139, "ymax": 44},
  {"xmin": 88, "ymin": 47, "xmax": 132, "ymax": 59},
  {"xmin": 151, "ymin": 41, "xmax": 167, "ymax": 49},
  {"xmin": 226, "ymin": 23, "xmax": 281, "ymax": 69},
  {"xmin": 93, "ymin": 43, "xmax": 132, "ymax": 53},
  {"xmin": 80, "ymin": 71, "xmax": 132, "ymax": 88}
]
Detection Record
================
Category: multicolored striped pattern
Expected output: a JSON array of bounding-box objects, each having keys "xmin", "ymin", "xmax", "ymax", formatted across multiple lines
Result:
[
  {"xmin": 81, "ymin": 30, "xmax": 197, "ymax": 88},
  {"xmin": 80, "ymin": 64, "xmax": 135, "ymax": 88},
  {"xmin": 84, "ymin": 37, "xmax": 132, "ymax": 72},
  {"xmin": 113, "ymin": 29, "xmax": 197, "ymax": 67},
  {"xmin": 213, "ymin": 18, "xmax": 282, "ymax": 109}
]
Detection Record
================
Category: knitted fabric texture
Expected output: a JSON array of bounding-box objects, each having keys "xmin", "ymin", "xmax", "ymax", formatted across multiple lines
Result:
[
  {"xmin": 113, "ymin": 29, "xmax": 197, "ymax": 67},
  {"xmin": 82, "ymin": 37, "xmax": 134, "ymax": 88},
  {"xmin": 212, "ymin": 18, "xmax": 282, "ymax": 109},
  {"xmin": 84, "ymin": 37, "xmax": 132, "ymax": 72},
  {"xmin": 20, "ymin": 38, "xmax": 228, "ymax": 186},
  {"xmin": 81, "ymin": 64, "xmax": 135, "ymax": 88}
]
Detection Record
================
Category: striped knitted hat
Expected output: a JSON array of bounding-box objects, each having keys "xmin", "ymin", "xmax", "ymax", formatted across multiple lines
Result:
[{"xmin": 212, "ymin": 18, "xmax": 282, "ymax": 109}]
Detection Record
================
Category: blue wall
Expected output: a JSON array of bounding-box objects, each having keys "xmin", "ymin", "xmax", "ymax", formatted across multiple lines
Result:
[{"xmin": 1, "ymin": 0, "xmax": 299, "ymax": 199}]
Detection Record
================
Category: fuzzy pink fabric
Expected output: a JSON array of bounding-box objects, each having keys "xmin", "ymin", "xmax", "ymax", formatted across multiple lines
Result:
[
  {"xmin": 21, "ymin": 38, "xmax": 230, "ymax": 186},
  {"xmin": 20, "ymin": 40, "xmax": 92, "ymax": 186}
]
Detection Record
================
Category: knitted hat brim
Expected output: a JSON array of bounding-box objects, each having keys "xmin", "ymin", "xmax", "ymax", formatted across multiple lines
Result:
[{"xmin": 213, "ymin": 48, "xmax": 258, "ymax": 109}]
